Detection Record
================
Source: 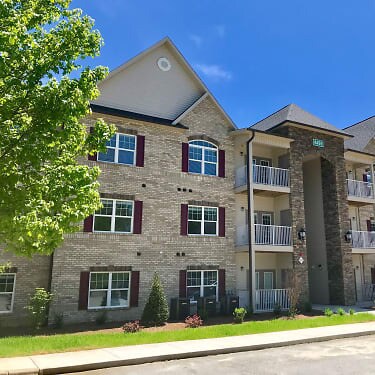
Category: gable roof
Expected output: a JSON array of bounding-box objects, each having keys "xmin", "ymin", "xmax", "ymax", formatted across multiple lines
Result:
[
  {"xmin": 92, "ymin": 37, "xmax": 236, "ymax": 129},
  {"xmin": 344, "ymin": 116, "xmax": 375, "ymax": 152},
  {"xmin": 250, "ymin": 103, "xmax": 350, "ymax": 137}
]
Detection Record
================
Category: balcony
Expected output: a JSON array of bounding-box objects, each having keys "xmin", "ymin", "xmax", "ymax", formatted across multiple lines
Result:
[
  {"xmin": 347, "ymin": 179, "xmax": 375, "ymax": 205},
  {"xmin": 236, "ymin": 224, "xmax": 293, "ymax": 252},
  {"xmin": 255, "ymin": 289, "xmax": 290, "ymax": 312},
  {"xmin": 351, "ymin": 230, "xmax": 375, "ymax": 252},
  {"xmin": 235, "ymin": 165, "xmax": 290, "ymax": 195}
]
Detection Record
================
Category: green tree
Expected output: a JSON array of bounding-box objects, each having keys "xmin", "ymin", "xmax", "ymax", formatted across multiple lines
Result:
[
  {"xmin": 141, "ymin": 273, "xmax": 169, "ymax": 326},
  {"xmin": 0, "ymin": 0, "xmax": 115, "ymax": 256}
]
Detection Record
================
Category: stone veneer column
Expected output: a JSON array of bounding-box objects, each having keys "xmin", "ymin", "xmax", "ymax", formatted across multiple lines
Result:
[{"xmin": 276, "ymin": 125, "xmax": 355, "ymax": 305}]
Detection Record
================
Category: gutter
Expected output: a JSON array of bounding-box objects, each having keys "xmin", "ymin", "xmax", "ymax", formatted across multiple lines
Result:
[{"xmin": 246, "ymin": 130, "xmax": 255, "ymax": 309}]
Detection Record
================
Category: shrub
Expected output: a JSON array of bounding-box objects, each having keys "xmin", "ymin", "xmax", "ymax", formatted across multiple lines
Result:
[
  {"xmin": 233, "ymin": 307, "xmax": 247, "ymax": 324},
  {"xmin": 122, "ymin": 320, "xmax": 141, "ymax": 333},
  {"xmin": 185, "ymin": 314, "xmax": 203, "ymax": 328},
  {"xmin": 53, "ymin": 312, "xmax": 64, "ymax": 329},
  {"xmin": 324, "ymin": 308, "xmax": 333, "ymax": 317},
  {"xmin": 337, "ymin": 307, "xmax": 345, "ymax": 316},
  {"xmin": 26, "ymin": 288, "xmax": 53, "ymax": 329},
  {"xmin": 288, "ymin": 306, "xmax": 299, "ymax": 319},
  {"xmin": 197, "ymin": 309, "xmax": 208, "ymax": 321},
  {"xmin": 141, "ymin": 273, "xmax": 169, "ymax": 326},
  {"xmin": 273, "ymin": 303, "xmax": 282, "ymax": 317},
  {"xmin": 303, "ymin": 301, "xmax": 312, "ymax": 313},
  {"xmin": 95, "ymin": 311, "xmax": 107, "ymax": 325},
  {"xmin": 348, "ymin": 308, "xmax": 355, "ymax": 315}
]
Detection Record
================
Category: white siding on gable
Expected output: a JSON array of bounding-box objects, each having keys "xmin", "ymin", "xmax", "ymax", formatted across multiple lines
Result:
[{"xmin": 93, "ymin": 44, "xmax": 205, "ymax": 120}]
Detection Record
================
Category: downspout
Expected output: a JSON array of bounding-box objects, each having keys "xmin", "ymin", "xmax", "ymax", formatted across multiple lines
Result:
[{"xmin": 246, "ymin": 130, "xmax": 255, "ymax": 309}]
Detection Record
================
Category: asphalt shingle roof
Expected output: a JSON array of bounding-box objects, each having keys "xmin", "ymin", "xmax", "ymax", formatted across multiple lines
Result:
[
  {"xmin": 344, "ymin": 116, "xmax": 375, "ymax": 152},
  {"xmin": 250, "ymin": 103, "xmax": 350, "ymax": 136}
]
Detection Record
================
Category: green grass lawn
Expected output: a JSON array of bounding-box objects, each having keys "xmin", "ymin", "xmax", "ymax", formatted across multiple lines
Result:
[{"xmin": 1, "ymin": 313, "xmax": 375, "ymax": 358}]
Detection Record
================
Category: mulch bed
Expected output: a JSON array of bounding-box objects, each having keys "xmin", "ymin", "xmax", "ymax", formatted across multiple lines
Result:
[{"xmin": 0, "ymin": 310, "xmax": 323, "ymax": 338}]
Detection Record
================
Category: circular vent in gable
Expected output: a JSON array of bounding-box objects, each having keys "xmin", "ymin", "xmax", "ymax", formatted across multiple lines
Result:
[{"xmin": 157, "ymin": 57, "xmax": 171, "ymax": 72}]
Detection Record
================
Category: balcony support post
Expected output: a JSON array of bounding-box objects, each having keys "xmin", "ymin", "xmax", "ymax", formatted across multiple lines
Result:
[{"xmin": 246, "ymin": 130, "xmax": 255, "ymax": 311}]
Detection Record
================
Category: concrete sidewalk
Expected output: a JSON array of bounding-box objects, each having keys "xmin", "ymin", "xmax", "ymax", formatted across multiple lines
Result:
[{"xmin": 1, "ymin": 322, "xmax": 375, "ymax": 375}]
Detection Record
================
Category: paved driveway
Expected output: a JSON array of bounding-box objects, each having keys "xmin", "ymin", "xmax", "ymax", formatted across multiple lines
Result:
[{"xmin": 72, "ymin": 335, "xmax": 375, "ymax": 375}]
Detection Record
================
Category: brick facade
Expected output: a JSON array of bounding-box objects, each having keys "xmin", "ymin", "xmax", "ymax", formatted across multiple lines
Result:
[{"xmin": 46, "ymin": 96, "xmax": 237, "ymax": 324}]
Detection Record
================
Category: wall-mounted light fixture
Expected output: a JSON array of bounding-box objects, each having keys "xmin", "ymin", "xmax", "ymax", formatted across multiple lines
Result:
[
  {"xmin": 298, "ymin": 228, "xmax": 306, "ymax": 241},
  {"xmin": 240, "ymin": 266, "xmax": 244, "ymax": 271},
  {"xmin": 344, "ymin": 231, "xmax": 352, "ymax": 243}
]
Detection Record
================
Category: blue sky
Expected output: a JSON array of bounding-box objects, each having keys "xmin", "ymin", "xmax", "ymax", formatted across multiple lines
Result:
[{"xmin": 72, "ymin": 0, "xmax": 375, "ymax": 129}]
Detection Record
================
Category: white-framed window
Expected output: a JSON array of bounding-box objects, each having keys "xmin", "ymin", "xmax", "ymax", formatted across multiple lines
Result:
[
  {"xmin": 188, "ymin": 205, "xmax": 218, "ymax": 236},
  {"xmin": 94, "ymin": 199, "xmax": 133, "ymax": 233},
  {"xmin": 186, "ymin": 270, "xmax": 218, "ymax": 301},
  {"xmin": 88, "ymin": 271, "xmax": 130, "ymax": 309},
  {"xmin": 188, "ymin": 140, "xmax": 218, "ymax": 176},
  {"xmin": 255, "ymin": 271, "xmax": 260, "ymax": 290},
  {"xmin": 262, "ymin": 213, "xmax": 272, "ymax": 226},
  {"xmin": 98, "ymin": 133, "xmax": 136, "ymax": 165},
  {"xmin": 0, "ymin": 273, "xmax": 16, "ymax": 313}
]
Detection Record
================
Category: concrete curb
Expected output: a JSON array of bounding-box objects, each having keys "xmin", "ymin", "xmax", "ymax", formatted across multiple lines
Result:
[{"xmin": 1, "ymin": 322, "xmax": 375, "ymax": 375}]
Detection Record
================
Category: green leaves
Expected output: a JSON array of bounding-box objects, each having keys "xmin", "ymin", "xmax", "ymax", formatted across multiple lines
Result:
[{"xmin": 0, "ymin": 0, "xmax": 114, "ymax": 256}]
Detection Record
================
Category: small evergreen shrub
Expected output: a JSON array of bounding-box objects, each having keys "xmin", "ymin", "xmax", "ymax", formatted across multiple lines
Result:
[
  {"xmin": 324, "ymin": 308, "xmax": 333, "ymax": 317},
  {"xmin": 233, "ymin": 307, "xmax": 247, "ymax": 324},
  {"xmin": 95, "ymin": 311, "xmax": 107, "ymax": 325},
  {"xmin": 303, "ymin": 301, "xmax": 313, "ymax": 313},
  {"xmin": 122, "ymin": 320, "xmax": 141, "ymax": 333},
  {"xmin": 337, "ymin": 307, "xmax": 345, "ymax": 316},
  {"xmin": 348, "ymin": 308, "xmax": 355, "ymax": 315},
  {"xmin": 185, "ymin": 314, "xmax": 203, "ymax": 328},
  {"xmin": 53, "ymin": 312, "xmax": 64, "ymax": 329},
  {"xmin": 141, "ymin": 273, "xmax": 169, "ymax": 326},
  {"xmin": 273, "ymin": 303, "xmax": 282, "ymax": 317},
  {"xmin": 26, "ymin": 288, "xmax": 53, "ymax": 329}
]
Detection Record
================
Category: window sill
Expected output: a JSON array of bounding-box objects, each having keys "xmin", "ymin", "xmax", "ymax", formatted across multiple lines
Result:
[
  {"xmin": 0, "ymin": 311, "xmax": 13, "ymax": 314},
  {"xmin": 92, "ymin": 231, "xmax": 134, "ymax": 235},
  {"xmin": 95, "ymin": 160, "xmax": 136, "ymax": 167},
  {"xmin": 187, "ymin": 234, "xmax": 219, "ymax": 237},
  {"xmin": 87, "ymin": 306, "xmax": 130, "ymax": 311},
  {"xmin": 186, "ymin": 172, "xmax": 222, "ymax": 178}
]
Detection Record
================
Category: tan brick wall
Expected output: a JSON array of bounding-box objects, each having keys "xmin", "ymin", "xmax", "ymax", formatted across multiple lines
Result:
[
  {"xmin": 0, "ymin": 252, "xmax": 51, "ymax": 327},
  {"xmin": 48, "ymin": 96, "xmax": 237, "ymax": 324}
]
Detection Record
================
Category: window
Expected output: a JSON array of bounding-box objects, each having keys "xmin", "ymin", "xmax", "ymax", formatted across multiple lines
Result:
[
  {"xmin": 94, "ymin": 199, "xmax": 133, "ymax": 233},
  {"xmin": 187, "ymin": 270, "xmax": 218, "ymax": 300},
  {"xmin": 88, "ymin": 272, "xmax": 130, "ymax": 309},
  {"xmin": 0, "ymin": 274, "xmax": 16, "ymax": 313},
  {"xmin": 262, "ymin": 213, "xmax": 272, "ymax": 226},
  {"xmin": 188, "ymin": 140, "xmax": 218, "ymax": 176},
  {"xmin": 188, "ymin": 205, "xmax": 218, "ymax": 235},
  {"xmin": 98, "ymin": 133, "xmax": 136, "ymax": 165},
  {"xmin": 255, "ymin": 272, "xmax": 260, "ymax": 290}
]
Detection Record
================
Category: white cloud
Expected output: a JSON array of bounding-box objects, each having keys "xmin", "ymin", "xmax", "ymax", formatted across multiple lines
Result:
[
  {"xmin": 189, "ymin": 34, "xmax": 203, "ymax": 47},
  {"xmin": 215, "ymin": 25, "xmax": 226, "ymax": 38},
  {"xmin": 195, "ymin": 64, "xmax": 232, "ymax": 81}
]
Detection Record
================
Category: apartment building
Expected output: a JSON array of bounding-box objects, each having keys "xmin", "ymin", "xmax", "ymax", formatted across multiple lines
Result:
[{"xmin": 1, "ymin": 37, "xmax": 375, "ymax": 326}]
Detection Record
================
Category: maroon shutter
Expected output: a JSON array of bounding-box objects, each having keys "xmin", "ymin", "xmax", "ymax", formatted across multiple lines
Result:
[
  {"xmin": 363, "ymin": 173, "xmax": 368, "ymax": 182},
  {"xmin": 83, "ymin": 215, "xmax": 93, "ymax": 232},
  {"xmin": 180, "ymin": 204, "xmax": 188, "ymax": 235},
  {"xmin": 182, "ymin": 143, "xmax": 189, "ymax": 172},
  {"xmin": 218, "ymin": 150, "xmax": 225, "ymax": 178},
  {"xmin": 136, "ymin": 135, "xmax": 145, "ymax": 167},
  {"xmin": 88, "ymin": 127, "xmax": 97, "ymax": 161},
  {"xmin": 130, "ymin": 271, "xmax": 140, "ymax": 307},
  {"xmin": 78, "ymin": 272, "xmax": 90, "ymax": 310},
  {"xmin": 179, "ymin": 270, "xmax": 187, "ymax": 298},
  {"xmin": 218, "ymin": 269, "xmax": 226, "ymax": 297},
  {"xmin": 133, "ymin": 201, "xmax": 143, "ymax": 234},
  {"xmin": 219, "ymin": 207, "xmax": 225, "ymax": 237},
  {"xmin": 367, "ymin": 220, "xmax": 372, "ymax": 232}
]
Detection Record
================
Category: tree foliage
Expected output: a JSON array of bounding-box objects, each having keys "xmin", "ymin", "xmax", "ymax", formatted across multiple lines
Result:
[
  {"xmin": 0, "ymin": 0, "xmax": 115, "ymax": 256},
  {"xmin": 141, "ymin": 273, "xmax": 169, "ymax": 326}
]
